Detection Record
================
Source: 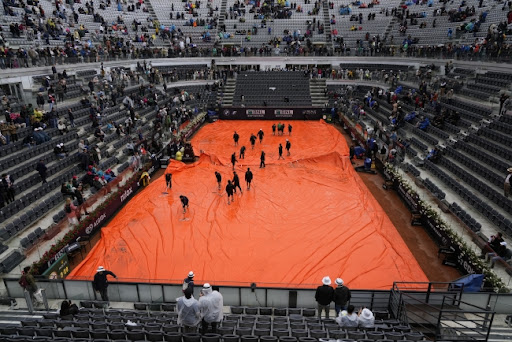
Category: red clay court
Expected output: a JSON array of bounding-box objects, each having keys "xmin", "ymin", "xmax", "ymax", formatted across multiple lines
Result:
[{"xmin": 68, "ymin": 120, "xmax": 428, "ymax": 289}]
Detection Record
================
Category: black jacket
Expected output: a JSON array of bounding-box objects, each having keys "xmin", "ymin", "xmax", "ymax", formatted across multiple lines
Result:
[
  {"xmin": 333, "ymin": 286, "xmax": 351, "ymax": 306},
  {"xmin": 93, "ymin": 270, "xmax": 116, "ymax": 291},
  {"xmin": 315, "ymin": 285, "xmax": 334, "ymax": 305},
  {"xmin": 245, "ymin": 171, "xmax": 253, "ymax": 182}
]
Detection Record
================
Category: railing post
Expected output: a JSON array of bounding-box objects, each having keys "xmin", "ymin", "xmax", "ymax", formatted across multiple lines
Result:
[
  {"xmin": 24, "ymin": 290, "xmax": 34, "ymax": 314},
  {"xmin": 40, "ymin": 288, "xmax": 49, "ymax": 312},
  {"xmin": 425, "ymin": 282, "xmax": 431, "ymax": 303}
]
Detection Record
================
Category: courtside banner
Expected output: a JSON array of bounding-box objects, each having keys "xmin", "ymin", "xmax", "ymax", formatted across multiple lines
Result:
[{"xmin": 220, "ymin": 107, "xmax": 323, "ymax": 120}]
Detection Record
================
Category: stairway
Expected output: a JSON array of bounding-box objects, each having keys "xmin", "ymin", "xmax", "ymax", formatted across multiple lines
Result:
[
  {"xmin": 322, "ymin": 0, "xmax": 334, "ymax": 50},
  {"xmin": 219, "ymin": 78, "xmax": 236, "ymax": 106},
  {"xmin": 310, "ymin": 78, "xmax": 328, "ymax": 107},
  {"xmin": 145, "ymin": 0, "xmax": 157, "ymax": 20},
  {"xmin": 383, "ymin": 0, "xmax": 407, "ymax": 43},
  {"xmin": 215, "ymin": 0, "xmax": 229, "ymax": 42}
]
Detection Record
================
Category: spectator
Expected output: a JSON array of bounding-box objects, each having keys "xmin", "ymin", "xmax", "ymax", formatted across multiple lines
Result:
[
  {"xmin": 1, "ymin": 174, "xmax": 15, "ymax": 203},
  {"xmin": 357, "ymin": 308, "xmax": 375, "ymax": 328},
  {"xmin": 36, "ymin": 159, "xmax": 48, "ymax": 184},
  {"xmin": 333, "ymin": 278, "xmax": 351, "ymax": 316},
  {"xmin": 335, "ymin": 304, "xmax": 358, "ymax": 328},
  {"xmin": 183, "ymin": 271, "xmax": 195, "ymax": 294},
  {"xmin": 75, "ymin": 184, "xmax": 90, "ymax": 216},
  {"xmin": 505, "ymin": 167, "xmax": 512, "ymax": 198},
  {"xmin": 486, "ymin": 242, "xmax": 512, "ymax": 268},
  {"xmin": 92, "ymin": 176, "xmax": 103, "ymax": 191},
  {"xmin": 199, "ymin": 283, "xmax": 223, "ymax": 334},
  {"xmin": 177, "ymin": 286, "xmax": 201, "ymax": 333},
  {"xmin": 315, "ymin": 276, "xmax": 334, "ymax": 319},
  {"xmin": 19, "ymin": 266, "xmax": 38, "ymax": 305},
  {"xmin": 60, "ymin": 300, "xmax": 79, "ymax": 318},
  {"xmin": 68, "ymin": 109, "xmax": 75, "ymax": 127},
  {"xmin": 54, "ymin": 143, "xmax": 66, "ymax": 159},
  {"xmin": 61, "ymin": 182, "xmax": 75, "ymax": 198},
  {"xmin": 94, "ymin": 127, "xmax": 105, "ymax": 142},
  {"xmin": 64, "ymin": 197, "xmax": 78, "ymax": 225},
  {"xmin": 93, "ymin": 266, "xmax": 117, "ymax": 305},
  {"xmin": 78, "ymin": 139, "xmax": 88, "ymax": 152},
  {"xmin": 57, "ymin": 120, "xmax": 68, "ymax": 134}
]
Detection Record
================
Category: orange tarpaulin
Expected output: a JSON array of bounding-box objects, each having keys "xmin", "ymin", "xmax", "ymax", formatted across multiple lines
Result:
[{"xmin": 68, "ymin": 120, "xmax": 428, "ymax": 289}]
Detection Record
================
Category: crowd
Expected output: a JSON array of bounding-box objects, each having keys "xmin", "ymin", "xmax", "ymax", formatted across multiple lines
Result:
[{"xmin": 0, "ymin": 0, "xmax": 510, "ymax": 68}]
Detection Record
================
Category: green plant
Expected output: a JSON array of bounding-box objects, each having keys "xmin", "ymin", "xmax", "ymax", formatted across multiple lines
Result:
[
  {"xmin": 385, "ymin": 163, "xmax": 508, "ymax": 292},
  {"xmin": 32, "ymin": 165, "xmax": 151, "ymax": 275}
]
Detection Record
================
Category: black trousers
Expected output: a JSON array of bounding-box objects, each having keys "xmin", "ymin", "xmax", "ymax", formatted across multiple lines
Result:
[{"xmin": 201, "ymin": 320, "xmax": 217, "ymax": 334}]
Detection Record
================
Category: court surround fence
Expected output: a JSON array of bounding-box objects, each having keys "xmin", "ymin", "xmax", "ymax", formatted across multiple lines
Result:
[{"xmin": 2, "ymin": 278, "xmax": 512, "ymax": 314}]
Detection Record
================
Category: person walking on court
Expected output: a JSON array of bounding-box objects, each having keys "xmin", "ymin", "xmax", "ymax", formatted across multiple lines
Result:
[
  {"xmin": 240, "ymin": 145, "xmax": 246, "ymax": 159},
  {"xmin": 245, "ymin": 168, "xmax": 253, "ymax": 190},
  {"xmin": 286, "ymin": 139, "xmax": 291, "ymax": 156},
  {"xmin": 250, "ymin": 134, "xmax": 257, "ymax": 149},
  {"xmin": 260, "ymin": 151, "xmax": 266, "ymax": 168},
  {"xmin": 231, "ymin": 152, "xmax": 237, "ymax": 170},
  {"xmin": 36, "ymin": 159, "xmax": 48, "ymax": 184},
  {"xmin": 180, "ymin": 195, "xmax": 189, "ymax": 213},
  {"xmin": 165, "ymin": 172, "xmax": 172, "ymax": 191},
  {"xmin": 288, "ymin": 124, "xmax": 293, "ymax": 135},
  {"xmin": 233, "ymin": 171, "xmax": 242, "ymax": 193},
  {"xmin": 226, "ymin": 180, "xmax": 234, "ymax": 204},
  {"xmin": 233, "ymin": 131, "xmax": 239, "ymax": 146},
  {"xmin": 278, "ymin": 143, "xmax": 284, "ymax": 160},
  {"xmin": 215, "ymin": 171, "xmax": 222, "ymax": 190},
  {"xmin": 257, "ymin": 129, "xmax": 264, "ymax": 144},
  {"xmin": 315, "ymin": 276, "xmax": 334, "ymax": 319},
  {"xmin": 505, "ymin": 167, "xmax": 512, "ymax": 198},
  {"xmin": 93, "ymin": 266, "xmax": 117, "ymax": 305},
  {"xmin": 272, "ymin": 123, "xmax": 276, "ymax": 135}
]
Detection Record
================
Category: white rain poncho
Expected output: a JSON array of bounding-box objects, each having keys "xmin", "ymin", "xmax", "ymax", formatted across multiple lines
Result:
[
  {"xmin": 199, "ymin": 287, "xmax": 224, "ymax": 323},
  {"xmin": 335, "ymin": 311, "xmax": 358, "ymax": 328},
  {"xmin": 357, "ymin": 308, "xmax": 375, "ymax": 328},
  {"xmin": 176, "ymin": 295, "xmax": 201, "ymax": 327}
]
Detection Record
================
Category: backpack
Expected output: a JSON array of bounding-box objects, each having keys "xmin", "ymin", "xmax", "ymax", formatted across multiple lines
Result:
[
  {"xmin": 19, "ymin": 275, "xmax": 28, "ymax": 289},
  {"xmin": 65, "ymin": 204, "xmax": 72, "ymax": 213},
  {"xmin": 182, "ymin": 280, "xmax": 189, "ymax": 291}
]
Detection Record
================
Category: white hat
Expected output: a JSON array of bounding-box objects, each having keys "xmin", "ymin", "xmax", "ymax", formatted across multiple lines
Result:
[
  {"xmin": 97, "ymin": 266, "xmax": 105, "ymax": 272},
  {"xmin": 361, "ymin": 308, "xmax": 374, "ymax": 320},
  {"xmin": 335, "ymin": 278, "xmax": 344, "ymax": 286},
  {"xmin": 508, "ymin": 167, "xmax": 512, "ymax": 173},
  {"xmin": 203, "ymin": 283, "xmax": 211, "ymax": 289},
  {"xmin": 188, "ymin": 271, "xmax": 194, "ymax": 277},
  {"xmin": 501, "ymin": 241, "xmax": 507, "ymax": 246},
  {"xmin": 322, "ymin": 276, "xmax": 331, "ymax": 286}
]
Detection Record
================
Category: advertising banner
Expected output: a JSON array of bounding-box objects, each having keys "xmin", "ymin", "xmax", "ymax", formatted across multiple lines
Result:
[{"xmin": 220, "ymin": 107, "xmax": 324, "ymax": 120}]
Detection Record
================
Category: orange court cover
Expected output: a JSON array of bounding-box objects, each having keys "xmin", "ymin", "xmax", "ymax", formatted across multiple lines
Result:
[{"xmin": 68, "ymin": 120, "xmax": 428, "ymax": 289}]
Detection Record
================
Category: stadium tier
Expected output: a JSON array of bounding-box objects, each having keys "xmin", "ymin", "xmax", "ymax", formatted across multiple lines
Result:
[{"xmin": 0, "ymin": 0, "xmax": 511, "ymax": 338}]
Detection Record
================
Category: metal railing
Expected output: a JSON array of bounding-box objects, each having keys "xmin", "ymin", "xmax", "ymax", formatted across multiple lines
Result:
[{"xmin": 390, "ymin": 282, "xmax": 494, "ymax": 341}]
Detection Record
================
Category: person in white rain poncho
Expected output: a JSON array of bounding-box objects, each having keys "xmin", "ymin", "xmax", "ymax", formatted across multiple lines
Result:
[
  {"xmin": 199, "ymin": 283, "xmax": 224, "ymax": 334},
  {"xmin": 176, "ymin": 287, "xmax": 201, "ymax": 333},
  {"xmin": 357, "ymin": 308, "xmax": 375, "ymax": 328}
]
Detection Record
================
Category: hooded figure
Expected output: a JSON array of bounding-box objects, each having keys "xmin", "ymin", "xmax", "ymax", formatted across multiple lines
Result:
[
  {"xmin": 357, "ymin": 308, "xmax": 375, "ymax": 328},
  {"xmin": 335, "ymin": 304, "xmax": 358, "ymax": 328},
  {"xmin": 176, "ymin": 287, "xmax": 201, "ymax": 332},
  {"xmin": 199, "ymin": 283, "xmax": 224, "ymax": 334}
]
